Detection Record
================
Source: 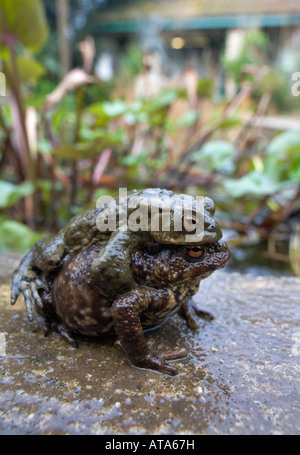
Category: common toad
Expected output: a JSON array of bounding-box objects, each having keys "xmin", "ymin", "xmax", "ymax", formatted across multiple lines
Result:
[{"xmin": 11, "ymin": 188, "xmax": 222, "ymax": 320}]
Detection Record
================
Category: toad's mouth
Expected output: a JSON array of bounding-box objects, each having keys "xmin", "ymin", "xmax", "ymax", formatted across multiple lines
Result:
[{"xmin": 153, "ymin": 228, "xmax": 223, "ymax": 246}]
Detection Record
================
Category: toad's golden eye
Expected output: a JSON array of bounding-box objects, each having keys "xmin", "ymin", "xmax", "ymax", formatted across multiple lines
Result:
[
  {"xmin": 182, "ymin": 215, "xmax": 199, "ymax": 232},
  {"xmin": 186, "ymin": 245, "xmax": 205, "ymax": 258}
]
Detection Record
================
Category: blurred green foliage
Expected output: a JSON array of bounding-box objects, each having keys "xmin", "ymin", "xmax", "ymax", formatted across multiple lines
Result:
[
  {"xmin": 118, "ymin": 41, "xmax": 143, "ymax": 78},
  {"xmin": 254, "ymin": 70, "xmax": 300, "ymax": 111},
  {"xmin": 0, "ymin": 217, "xmax": 41, "ymax": 251},
  {"xmin": 223, "ymin": 130, "xmax": 300, "ymax": 198},
  {"xmin": 0, "ymin": 181, "xmax": 34, "ymax": 209},
  {"xmin": 0, "ymin": 181, "xmax": 40, "ymax": 251},
  {"xmin": 0, "ymin": 0, "xmax": 49, "ymax": 51},
  {"xmin": 192, "ymin": 141, "xmax": 237, "ymax": 175},
  {"xmin": 222, "ymin": 30, "xmax": 270, "ymax": 84},
  {"xmin": 0, "ymin": 0, "xmax": 299, "ymax": 265}
]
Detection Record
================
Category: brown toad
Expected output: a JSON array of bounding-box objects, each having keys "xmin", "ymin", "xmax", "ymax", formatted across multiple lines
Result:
[
  {"xmin": 11, "ymin": 188, "xmax": 222, "ymax": 320},
  {"xmin": 37, "ymin": 239, "xmax": 231, "ymax": 375}
]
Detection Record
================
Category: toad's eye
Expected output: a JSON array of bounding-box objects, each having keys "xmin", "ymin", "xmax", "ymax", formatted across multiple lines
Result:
[
  {"xmin": 182, "ymin": 215, "xmax": 199, "ymax": 232},
  {"xmin": 186, "ymin": 245, "xmax": 205, "ymax": 258}
]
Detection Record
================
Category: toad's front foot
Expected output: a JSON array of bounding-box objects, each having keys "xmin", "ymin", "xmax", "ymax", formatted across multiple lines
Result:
[
  {"xmin": 11, "ymin": 251, "xmax": 49, "ymax": 322},
  {"xmin": 90, "ymin": 230, "xmax": 139, "ymax": 299},
  {"xmin": 180, "ymin": 299, "xmax": 214, "ymax": 330},
  {"xmin": 112, "ymin": 285, "xmax": 184, "ymax": 375}
]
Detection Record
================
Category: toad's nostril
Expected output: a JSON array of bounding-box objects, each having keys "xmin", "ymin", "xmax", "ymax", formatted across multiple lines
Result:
[
  {"xmin": 216, "ymin": 240, "xmax": 226, "ymax": 251},
  {"xmin": 207, "ymin": 221, "xmax": 216, "ymax": 231}
]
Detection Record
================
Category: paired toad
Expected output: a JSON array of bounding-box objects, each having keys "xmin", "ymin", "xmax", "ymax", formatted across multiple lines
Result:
[{"xmin": 11, "ymin": 188, "xmax": 230, "ymax": 375}]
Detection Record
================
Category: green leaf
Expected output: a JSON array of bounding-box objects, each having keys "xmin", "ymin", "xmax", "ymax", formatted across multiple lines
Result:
[
  {"xmin": 0, "ymin": 217, "xmax": 41, "ymax": 251},
  {"xmin": 193, "ymin": 140, "xmax": 236, "ymax": 174},
  {"xmin": 197, "ymin": 78, "xmax": 214, "ymax": 98},
  {"xmin": 79, "ymin": 128, "xmax": 125, "ymax": 146},
  {"xmin": 224, "ymin": 171, "xmax": 282, "ymax": 197},
  {"xmin": 102, "ymin": 100, "xmax": 128, "ymax": 117},
  {"xmin": 0, "ymin": 180, "xmax": 34, "ymax": 208},
  {"xmin": 17, "ymin": 56, "xmax": 45, "ymax": 83},
  {"xmin": 84, "ymin": 103, "xmax": 110, "ymax": 127},
  {"xmin": 0, "ymin": 0, "xmax": 49, "ymax": 51},
  {"xmin": 52, "ymin": 144, "xmax": 91, "ymax": 160},
  {"xmin": 85, "ymin": 100, "xmax": 129, "ymax": 127},
  {"xmin": 176, "ymin": 110, "xmax": 199, "ymax": 127},
  {"xmin": 120, "ymin": 155, "xmax": 146, "ymax": 166},
  {"xmin": 266, "ymin": 130, "xmax": 300, "ymax": 182},
  {"xmin": 267, "ymin": 130, "xmax": 300, "ymax": 158},
  {"xmin": 144, "ymin": 89, "xmax": 179, "ymax": 112},
  {"xmin": 5, "ymin": 55, "xmax": 45, "ymax": 85},
  {"xmin": 124, "ymin": 100, "xmax": 144, "ymax": 125},
  {"xmin": 53, "ymin": 130, "xmax": 125, "ymax": 160},
  {"xmin": 218, "ymin": 116, "xmax": 243, "ymax": 130},
  {"xmin": 52, "ymin": 105, "xmax": 77, "ymax": 133}
]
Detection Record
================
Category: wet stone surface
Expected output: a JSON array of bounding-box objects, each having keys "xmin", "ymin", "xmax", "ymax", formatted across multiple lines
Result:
[{"xmin": 0, "ymin": 253, "xmax": 299, "ymax": 435}]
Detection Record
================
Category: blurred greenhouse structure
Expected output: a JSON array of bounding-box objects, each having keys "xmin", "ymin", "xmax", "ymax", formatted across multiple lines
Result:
[{"xmin": 88, "ymin": 0, "xmax": 300, "ymax": 94}]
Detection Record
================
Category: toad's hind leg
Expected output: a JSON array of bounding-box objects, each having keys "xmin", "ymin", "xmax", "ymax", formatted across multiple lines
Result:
[{"xmin": 38, "ymin": 289, "xmax": 78, "ymax": 348}]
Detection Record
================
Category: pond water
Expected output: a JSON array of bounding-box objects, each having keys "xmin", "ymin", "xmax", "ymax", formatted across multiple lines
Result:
[{"xmin": 228, "ymin": 244, "xmax": 294, "ymax": 277}]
